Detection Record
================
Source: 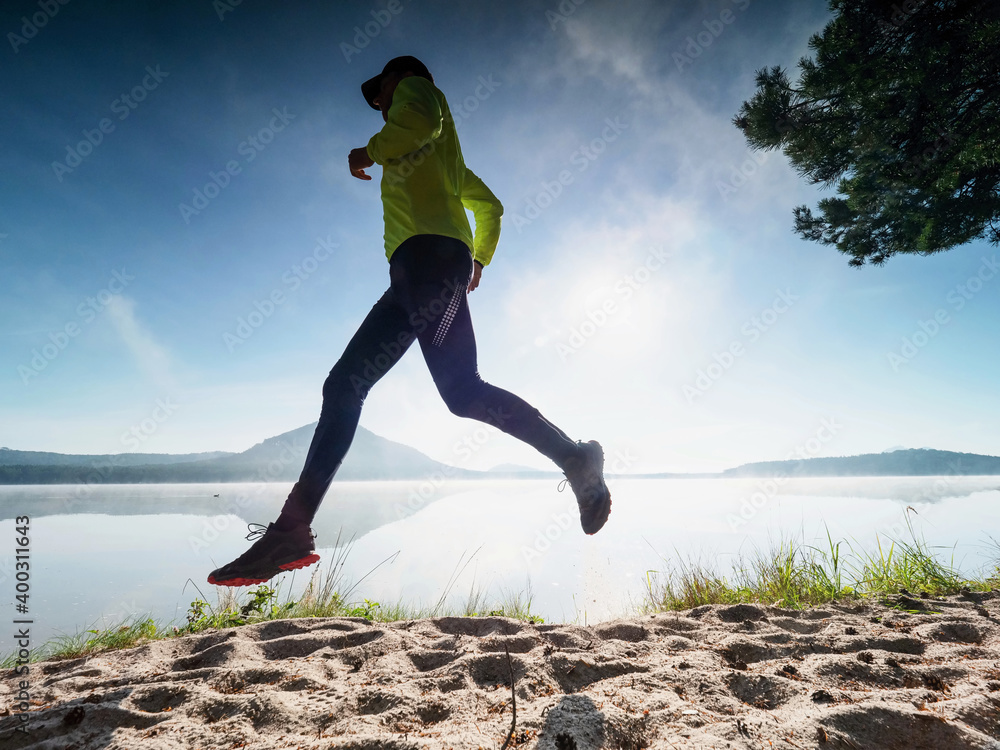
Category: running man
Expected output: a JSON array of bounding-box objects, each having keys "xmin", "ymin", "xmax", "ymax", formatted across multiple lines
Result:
[{"xmin": 208, "ymin": 56, "xmax": 611, "ymax": 587}]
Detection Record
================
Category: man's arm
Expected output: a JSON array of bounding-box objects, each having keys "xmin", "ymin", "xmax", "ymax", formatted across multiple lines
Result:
[
  {"xmin": 349, "ymin": 147, "xmax": 374, "ymax": 180},
  {"xmin": 461, "ymin": 167, "xmax": 503, "ymax": 269},
  {"xmin": 366, "ymin": 77, "xmax": 442, "ymax": 164},
  {"xmin": 468, "ymin": 259, "xmax": 483, "ymax": 292}
]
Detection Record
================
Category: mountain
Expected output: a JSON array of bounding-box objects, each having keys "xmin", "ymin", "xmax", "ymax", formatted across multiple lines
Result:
[
  {"xmin": 0, "ymin": 425, "xmax": 482, "ymax": 484},
  {"xmin": 3, "ymin": 433, "xmax": 999, "ymax": 485},
  {"xmin": 722, "ymin": 448, "xmax": 1000, "ymax": 477},
  {"xmin": 0, "ymin": 447, "xmax": 232, "ymax": 466},
  {"xmin": 204, "ymin": 423, "xmax": 474, "ymax": 480}
]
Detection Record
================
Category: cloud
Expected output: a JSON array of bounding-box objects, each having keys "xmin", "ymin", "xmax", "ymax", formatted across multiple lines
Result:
[{"xmin": 104, "ymin": 295, "xmax": 176, "ymax": 393}]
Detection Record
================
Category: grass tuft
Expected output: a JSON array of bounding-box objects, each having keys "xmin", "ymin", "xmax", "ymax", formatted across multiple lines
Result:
[{"xmin": 642, "ymin": 516, "xmax": 996, "ymax": 615}]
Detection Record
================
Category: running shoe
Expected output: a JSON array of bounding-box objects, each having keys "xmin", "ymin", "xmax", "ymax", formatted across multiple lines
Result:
[
  {"xmin": 208, "ymin": 522, "xmax": 320, "ymax": 587},
  {"xmin": 558, "ymin": 440, "xmax": 612, "ymax": 534}
]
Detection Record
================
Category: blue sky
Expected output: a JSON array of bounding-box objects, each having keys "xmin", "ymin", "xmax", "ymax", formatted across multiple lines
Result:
[{"xmin": 2, "ymin": 0, "xmax": 998, "ymax": 473}]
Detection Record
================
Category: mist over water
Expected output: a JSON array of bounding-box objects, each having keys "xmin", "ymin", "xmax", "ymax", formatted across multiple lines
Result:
[{"xmin": 2, "ymin": 476, "xmax": 998, "ymax": 655}]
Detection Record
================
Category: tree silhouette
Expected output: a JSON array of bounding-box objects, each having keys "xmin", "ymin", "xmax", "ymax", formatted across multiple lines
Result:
[{"xmin": 734, "ymin": 0, "xmax": 1000, "ymax": 266}]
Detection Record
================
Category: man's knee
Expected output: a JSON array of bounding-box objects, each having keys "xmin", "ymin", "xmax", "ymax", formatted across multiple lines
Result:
[
  {"xmin": 323, "ymin": 363, "xmax": 368, "ymax": 406},
  {"xmin": 444, "ymin": 396, "xmax": 473, "ymax": 419},
  {"xmin": 441, "ymin": 384, "xmax": 483, "ymax": 420}
]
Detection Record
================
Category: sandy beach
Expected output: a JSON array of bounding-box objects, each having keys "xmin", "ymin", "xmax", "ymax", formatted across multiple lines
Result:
[{"xmin": 2, "ymin": 591, "xmax": 999, "ymax": 749}]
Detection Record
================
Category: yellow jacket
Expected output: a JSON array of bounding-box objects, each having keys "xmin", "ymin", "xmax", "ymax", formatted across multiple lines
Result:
[{"xmin": 365, "ymin": 76, "xmax": 503, "ymax": 265}]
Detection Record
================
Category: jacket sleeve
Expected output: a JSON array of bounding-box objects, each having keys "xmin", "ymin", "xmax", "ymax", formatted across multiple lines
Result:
[
  {"xmin": 461, "ymin": 167, "xmax": 503, "ymax": 266},
  {"xmin": 366, "ymin": 77, "xmax": 443, "ymax": 164}
]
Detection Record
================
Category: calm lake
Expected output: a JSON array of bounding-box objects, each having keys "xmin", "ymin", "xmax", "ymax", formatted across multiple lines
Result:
[{"xmin": 2, "ymin": 476, "xmax": 999, "ymax": 657}]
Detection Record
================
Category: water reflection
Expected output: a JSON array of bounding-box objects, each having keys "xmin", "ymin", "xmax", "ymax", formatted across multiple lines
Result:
[
  {"xmin": 0, "ymin": 480, "xmax": 480, "ymax": 545},
  {"xmin": 0, "ymin": 477, "xmax": 997, "ymax": 657}
]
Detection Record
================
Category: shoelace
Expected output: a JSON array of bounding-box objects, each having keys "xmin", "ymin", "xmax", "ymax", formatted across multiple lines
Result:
[
  {"xmin": 557, "ymin": 475, "xmax": 569, "ymax": 492},
  {"xmin": 246, "ymin": 522, "xmax": 317, "ymax": 542},
  {"xmin": 245, "ymin": 523, "xmax": 269, "ymax": 541}
]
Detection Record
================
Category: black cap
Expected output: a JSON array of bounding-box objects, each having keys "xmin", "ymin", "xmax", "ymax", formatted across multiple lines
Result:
[{"xmin": 361, "ymin": 56, "xmax": 433, "ymax": 110}]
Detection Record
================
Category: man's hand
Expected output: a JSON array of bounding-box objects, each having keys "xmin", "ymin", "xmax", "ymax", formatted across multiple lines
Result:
[
  {"xmin": 349, "ymin": 147, "xmax": 374, "ymax": 180},
  {"xmin": 469, "ymin": 260, "xmax": 483, "ymax": 292}
]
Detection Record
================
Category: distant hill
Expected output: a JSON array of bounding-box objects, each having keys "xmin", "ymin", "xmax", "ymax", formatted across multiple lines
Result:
[
  {"xmin": 3, "ymin": 435, "xmax": 999, "ymax": 485},
  {"xmin": 0, "ymin": 447, "xmax": 232, "ymax": 467},
  {"xmin": 487, "ymin": 463, "xmax": 560, "ymax": 478},
  {"xmin": 0, "ymin": 425, "xmax": 482, "ymax": 484},
  {"xmin": 722, "ymin": 448, "xmax": 1000, "ymax": 477},
  {"xmin": 204, "ymin": 423, "xmax": 475, "ymax": 481}
]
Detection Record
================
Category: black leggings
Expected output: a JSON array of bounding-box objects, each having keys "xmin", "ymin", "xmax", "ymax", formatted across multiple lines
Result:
[{"xmin": 280, "ymin": 234, "xmax": 579, "ymax": 525}]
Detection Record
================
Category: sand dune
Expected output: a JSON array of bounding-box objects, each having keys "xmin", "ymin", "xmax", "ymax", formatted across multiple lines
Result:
[{"xmin": 2, "ymin": 592, "xmax": 999, "ymax": 749}]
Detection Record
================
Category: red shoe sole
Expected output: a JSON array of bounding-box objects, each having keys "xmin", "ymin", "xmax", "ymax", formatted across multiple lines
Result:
[
  {"xmin": 208, "ymin": 553, "xmax": 320, "ymax": 587},
  {"xmin": 279, "ymin": 553, "xmax": 321, "ymax": 571}
]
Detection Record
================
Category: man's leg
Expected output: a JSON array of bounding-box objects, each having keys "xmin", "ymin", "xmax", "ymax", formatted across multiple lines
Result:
[
  {"xmin": 392, "ymin": 234, "xmax": 580, "ymax": 467},
  {"xmin": 208, "ymin": 286, "xmax": 417, "ymax": 585},
  {"xmin": 274, "ymin": 287, "xmax": 416, "ymax": 530},
  {"xmin": 389, "ymin": 234, "xmax": 611, "ymax": 534}
]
